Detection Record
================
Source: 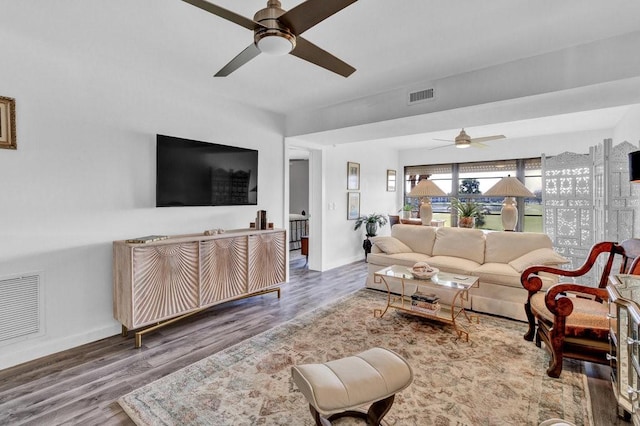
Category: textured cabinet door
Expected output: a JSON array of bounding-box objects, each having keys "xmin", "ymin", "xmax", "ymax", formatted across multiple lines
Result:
[
  {"xmin": 200, "ymin": 236, "xmax": 248, "ymax": 305},
  {"xmin": 248, "ymin": 232, "xmax": 286, "ymax": 293},
  {"xmin": 131, "ymin": 243, "xmax": 200, "ymax": 327}
]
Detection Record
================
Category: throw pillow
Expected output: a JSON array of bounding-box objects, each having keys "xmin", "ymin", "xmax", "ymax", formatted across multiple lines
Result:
[
  {"xmin": 509, "ymin": 248, "xmax": 569, "ymax": 272},
  {"xmin": 372, "ymin": 236, "xmax": 413, "ymax": 254}
]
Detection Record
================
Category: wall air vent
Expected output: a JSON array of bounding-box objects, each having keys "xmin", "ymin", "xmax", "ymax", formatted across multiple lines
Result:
[
  {"xmin": 408, "ymin": 88, "xmax": 435, "ymax": 105},
  {"xmin": 0, "ymin": 272, "xmax": 44, "ymax": 346}
]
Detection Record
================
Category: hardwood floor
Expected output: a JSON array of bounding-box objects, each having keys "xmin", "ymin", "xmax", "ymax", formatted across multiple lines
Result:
[{"xmin": 0, "ymin": 252, "xmax": 629, "ymax": 425}]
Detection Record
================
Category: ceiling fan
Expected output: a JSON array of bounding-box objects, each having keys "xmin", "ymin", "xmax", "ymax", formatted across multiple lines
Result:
[
  {"xmin": 429, "ymin": 129, "xmax": 506, "ymax": 150},
  {"xmin": 181, "ymin": 0, "xmax": 358, "ymax": 77}
]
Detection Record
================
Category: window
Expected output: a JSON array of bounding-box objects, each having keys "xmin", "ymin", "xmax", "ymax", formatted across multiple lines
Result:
[{"xmin": 404, "ymin": 158, "xmax": 542, "ymax": 232}]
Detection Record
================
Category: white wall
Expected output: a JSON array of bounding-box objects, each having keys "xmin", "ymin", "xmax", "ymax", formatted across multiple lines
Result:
[
  {"xmin": 614, "ymin": 105, "xmax": 640, "ymax": 145},
  {"xmin": 0, "ymin": 12, "xmax": 284, "ymax": 369},
  {"xmin": 321, "ymin": 144, "xmax": 399, "ymax": 270}
]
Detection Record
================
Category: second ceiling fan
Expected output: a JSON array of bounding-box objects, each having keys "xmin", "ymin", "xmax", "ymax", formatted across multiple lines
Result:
[
  {"xmin": 181, "ymin": 0, "xmax": 358, "ymax": 77},
  {"xmin": 430, "ymin": 129, "xmax": 506, "ymax": 150}
]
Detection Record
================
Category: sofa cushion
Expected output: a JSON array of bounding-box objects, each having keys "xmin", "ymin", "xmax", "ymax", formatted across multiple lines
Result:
[
  {"xmin": 391, "ymin": 224, "xmax": 437, "ymax": 255},
  {"xmin": 432, "ymin": 227, "xmax": 485, "ymax": 264},
  {"xmin": 509, "ymin": 248, "xmax": 569, "ymax": 272},
  {"xmin": 484, "ymin": 231, "xmax": 553, "ymax": 263},
  {"xmin": 426, "ymin": 256, "xmax": 481, "ymax": 276},
  {"xmin": 472, "ymin": 262, "xmax": 521, "ymax": 287},
  {"xmin": 371, "ymin": 236, "xmax": 412, "ymax": 254},
  {"xmin": 367, "ymin": 252, "xmax": 432, "ymax": 268}
]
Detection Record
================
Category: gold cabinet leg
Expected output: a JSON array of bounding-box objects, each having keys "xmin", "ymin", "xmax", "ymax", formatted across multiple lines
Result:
[{"xmin": 121, "ymin": 325, "xmax": 129, "ymax": 337}]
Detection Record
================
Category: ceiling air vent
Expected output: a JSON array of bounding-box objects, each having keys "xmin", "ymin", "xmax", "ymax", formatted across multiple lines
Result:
[{"xmin": 408, "ymin": 88, "xmax": 435, "ymax": 105}]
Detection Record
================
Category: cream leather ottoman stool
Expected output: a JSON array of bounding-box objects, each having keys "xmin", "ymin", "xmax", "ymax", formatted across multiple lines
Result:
[{"xmin": 291, "ymin": 347, "xmax": 413, "ymax": 426}]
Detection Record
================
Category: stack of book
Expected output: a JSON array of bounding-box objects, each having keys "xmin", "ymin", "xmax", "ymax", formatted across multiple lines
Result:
[{"xmin": 410, "ymin": 292, "xmax": 441, "ymax": 315}]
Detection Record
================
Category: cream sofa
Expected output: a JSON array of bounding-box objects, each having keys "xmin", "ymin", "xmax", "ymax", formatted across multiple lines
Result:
[{"xmin": 366, "ymin": 225, "xmax": 567, "ymax": 321}]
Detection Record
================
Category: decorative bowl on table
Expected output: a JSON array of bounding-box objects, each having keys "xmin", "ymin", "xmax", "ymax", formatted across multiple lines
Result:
[{"xmin": 410, "ymin": 262, "xmax": 438, "ymax": 280}]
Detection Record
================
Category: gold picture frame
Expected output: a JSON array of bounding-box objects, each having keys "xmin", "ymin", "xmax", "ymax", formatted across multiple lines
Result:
[
  {"xmin": 387, "ymin": 169, "xmax": 396, "ymax": 192},
  {"xmin": 0, "ymin": 96, "xmax": 16, "ymax": 150},
  {"xmin": 347, "ymin": 192, "xmax": 360, "ymax": 220},
  {"xmin": 347, "ymin": 161, "xmax": 360, "ymax": 190}
]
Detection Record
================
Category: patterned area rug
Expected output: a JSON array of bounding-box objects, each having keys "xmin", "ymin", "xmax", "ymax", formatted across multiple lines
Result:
[{"xmin": 119, "ymin": 289, "xmax": 593, "ymax": 426}]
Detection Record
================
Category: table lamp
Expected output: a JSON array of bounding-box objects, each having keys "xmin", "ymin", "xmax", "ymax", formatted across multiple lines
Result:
[
  {"xmin": 483, "ymin": 175, "xmax": 535, "ymax": 231},
  {"xmin": 407, "ymin": 179, "xmax": 447, "ymax": 225}
]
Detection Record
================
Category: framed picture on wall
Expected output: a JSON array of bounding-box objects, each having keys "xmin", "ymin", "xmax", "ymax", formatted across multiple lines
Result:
[
  {"xmin": 347, "ymin": 161, "xmax": 360, "ymax": 190},
  {"xmin": 387, "ymin": 169, "xmax": 396, "ymax": 192},
  {"xmin": 0, "ymin": 96, "xmax": 16, "ymax": 150},
  {"xmin": 347, "ymin": 192, "xmax": 360, "ymax": 220}
]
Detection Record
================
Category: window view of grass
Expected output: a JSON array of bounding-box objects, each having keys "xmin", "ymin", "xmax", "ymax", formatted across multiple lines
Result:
[{"xmin": 405, "ymin": 159, "xmax": 543, "ymax": 233}]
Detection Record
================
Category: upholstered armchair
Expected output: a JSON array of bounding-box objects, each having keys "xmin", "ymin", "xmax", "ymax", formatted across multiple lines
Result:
[{"xmin": 520, "ymin": 241, "xmax": 640, "ymax": 378}]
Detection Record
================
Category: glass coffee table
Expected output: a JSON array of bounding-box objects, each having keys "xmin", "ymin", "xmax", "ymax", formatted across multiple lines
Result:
[{"xmin": 373, "ymin": 265, "xmax": 479, "ymax": 341}]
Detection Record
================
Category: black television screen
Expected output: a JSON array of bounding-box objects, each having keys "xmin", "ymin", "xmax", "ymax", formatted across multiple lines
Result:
[{"xmin": 156, "ymin": 135, "xmax": 258, "ymax": 207}]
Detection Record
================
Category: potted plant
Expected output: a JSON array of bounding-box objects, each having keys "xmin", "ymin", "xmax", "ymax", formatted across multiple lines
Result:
[
  {"xmin": 451, "ymin": 198, "xmax": 482, "ymax": 228},
  {"xmin": 354, "ymin": 213, "xmax": 388, "ymax": 237},
  {"xmin": 400, "ymin": 204, "xmax": 413, "ymax": 219}
]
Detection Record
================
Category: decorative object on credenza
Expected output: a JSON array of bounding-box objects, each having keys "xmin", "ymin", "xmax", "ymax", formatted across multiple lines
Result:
[
  {"xmin": 255, "ymin": 210, "xmax": 268, "ymax": 230},
  {"xmin": 353, "ymin": 213, "xmax": 388, "ymax": 237},
  {"xmin": 407, "ymin": 179, "xmax": 447, "ymax": 225},
  {"xmin": 629, "ymin": 150, "xmax": 640, "ymax": 182},
  {"xmin": 347, "ymin": 192, "xmax": 360, "ymax": 220},
  {"xmin": 483, "ymin": 175, "xmax": 535, "ymax": 231},
  {"xmin": 125, "ymin": 235, "xmax": 169, "ymax": 244},
  {"xmin": 386, "ymin": 169, "xmax": 396, "ymax": 192},
  {"xmin": 204, "ymin": 228, "xmax": 225, "ymax": 236},
  {"xmin": 347, "ymin": 161, "xmax": 360, "ymax": 190},
  {"xmin": 451, "ymin": 198, "xmax": 481, "ymax": 229},
  {"xmin": 0, "ymin": 96, "xmax": 16, "ymax": 150}
]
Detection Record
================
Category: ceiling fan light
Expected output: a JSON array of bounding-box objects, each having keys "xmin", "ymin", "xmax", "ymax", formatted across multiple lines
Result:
[
  {"xmin": 256, "ymin": 34, "xmax": 294, "ymax": 56},
  {"xmin": 456, "ymin": 143, "xmax": 470, "ymax": 149}
]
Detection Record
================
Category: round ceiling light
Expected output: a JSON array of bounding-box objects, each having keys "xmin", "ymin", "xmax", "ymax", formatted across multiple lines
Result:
[{"xmin": 255, "ymin": 30, "xmax": 296, "ymax": 56}]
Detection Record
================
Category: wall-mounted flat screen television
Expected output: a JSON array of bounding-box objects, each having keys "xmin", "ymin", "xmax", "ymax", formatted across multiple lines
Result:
[{"xmin": 156, "ymin": 134, "xmax": 258, "ymax": 207}]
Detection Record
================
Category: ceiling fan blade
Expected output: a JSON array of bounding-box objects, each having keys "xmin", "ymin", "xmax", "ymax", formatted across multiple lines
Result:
[
  {"xmin": 290, "ymin": 37, "xmax": 355, "ymax": 77},
  {"xmin": 470, "ymin": 135, "xmax": 506, "ymax": 144},
  {"xmin": 432, "ymin": 138, "xmax": 454, "ymax": 143},
  {"xmin": 214, "ymin": 44, "xmax": 261, "ymax": 77},
  {"xmin": 180, "ymin": 0, "xmax": 264, "ymax": 31},
  {"xmin": 470, "ymin": 141, "xmax": 489, "ymax": 149},
  {"xmin": 427, "ymin": 144, "xmax": 454, "ymax": 151},
  {"xmin": 279, "ymin": 0, "xmax": 358, "ymax": 35}
]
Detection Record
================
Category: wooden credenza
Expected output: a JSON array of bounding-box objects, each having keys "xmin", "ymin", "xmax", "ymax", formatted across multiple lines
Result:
[{"xmin": 113, "ymin": 228, "xmax": 286, "ymax": 346}]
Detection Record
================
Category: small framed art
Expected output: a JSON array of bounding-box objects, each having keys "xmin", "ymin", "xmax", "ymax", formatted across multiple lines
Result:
[
  {"xmin": 387, "ymin": 169, "xmax": 396, "ymax": 192},
  {"xmin": 347, "ymin": 192, "xmax": 360, "ymax": 220},
  {"xmin": 0, "ymin": 96, "xmax": 16, "ymax": 150},
  {"xmin": 347, "ymin": 161, "xmax": 360, "ymax": 190}
]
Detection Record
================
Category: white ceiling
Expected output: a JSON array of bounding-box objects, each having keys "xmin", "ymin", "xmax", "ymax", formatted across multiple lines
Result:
[
  {"xmin": 169, "ymin": 0, "xmax": 640, "ymax": 145},
  {"xmin": 5, "ymin": 1, "xmax": 640, "ymax": 146},
  {"xmin": 170, "ymin": 0, "xmax": 640, "ymax": 115}
]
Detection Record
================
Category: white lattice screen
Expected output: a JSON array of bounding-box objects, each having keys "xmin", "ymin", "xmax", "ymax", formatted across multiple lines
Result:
[{"xmin": 543, "ymin": 140, "xmax": 640, "ymax": 284}]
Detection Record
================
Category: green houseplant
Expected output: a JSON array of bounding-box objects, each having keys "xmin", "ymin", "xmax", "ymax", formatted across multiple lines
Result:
[
  {"xmin": 400, "ymin": 204, "xmax": 413, "ymax": 219},
  {"xmin": 451, "ymin": 198, "xmax": 484, "ymax": 228},
  {"xmin": 354, "ymin": 213, "xmax": 388, "ymax": 237}
]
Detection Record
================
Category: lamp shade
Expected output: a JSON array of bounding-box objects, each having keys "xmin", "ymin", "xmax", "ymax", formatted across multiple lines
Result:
[
  {"xmin": 483, "ymin": 176, "xmax": 535, "ymax": 198},
  {"xmin": 408, "ymin": 179, "xmax": 447, "ymax": 197},
  {"xmin": 629, "ymin": 151, "xmax": 640, "ymax": 182}
]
